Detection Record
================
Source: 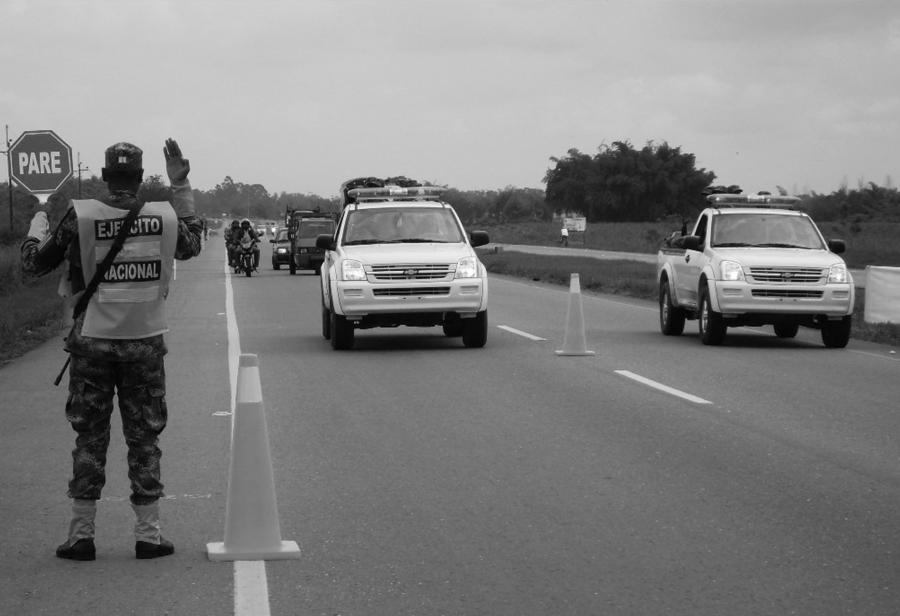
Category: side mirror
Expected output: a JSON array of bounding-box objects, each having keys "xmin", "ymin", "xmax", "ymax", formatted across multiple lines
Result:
[
  {"xmin": 682, "ymin": 235, "xmax": 703, "ymax": 251},
  {"xmin": 469, "ymin": 230, "xmax": 490, "ymax": 248},
  {"xmin": 827, "ymin": 239, "xmax": 846, "ymax": 254},
  {"xmin": 315, "ymin": 234, "xmax": 335, "ymax": 251}
]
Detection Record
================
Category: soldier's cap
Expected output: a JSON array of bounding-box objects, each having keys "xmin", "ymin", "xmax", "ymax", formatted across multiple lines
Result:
[{"xmin": 103, "ymin": 142, "xmax": 143, "ymax": 173}]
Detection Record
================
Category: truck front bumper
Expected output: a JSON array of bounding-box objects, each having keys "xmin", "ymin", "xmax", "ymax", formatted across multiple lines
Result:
[
  {"xmin": 712, "ymin": 281, "xmax": 854, "ymax": 317},
  {"xmin": 333, "ymin": 279, "xmax": 487, "ymax": 317}
]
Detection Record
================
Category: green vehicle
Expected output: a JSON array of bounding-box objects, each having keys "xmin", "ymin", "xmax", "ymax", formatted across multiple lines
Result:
[{"xmin": 286, "ymin": 210, "xmax": 336, "ymax": 275}]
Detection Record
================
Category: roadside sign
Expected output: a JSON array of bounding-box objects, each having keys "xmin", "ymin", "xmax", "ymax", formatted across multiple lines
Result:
[
  {"xmin": 564, "ymin": 216, "xmax": 586, "ymax": 232},
  {"xmin": 8, "ymin": 130, "xmax": 73, "ymax": 195}
]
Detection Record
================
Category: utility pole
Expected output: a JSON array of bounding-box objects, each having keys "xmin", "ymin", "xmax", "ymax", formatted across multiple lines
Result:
[
  {"xmin": 3, "ymin": 124, "xmax": 13, "ymax": 232},
  {"xmin": 76, "ymin": 152, "xmax": 91, "ymax": 198}
]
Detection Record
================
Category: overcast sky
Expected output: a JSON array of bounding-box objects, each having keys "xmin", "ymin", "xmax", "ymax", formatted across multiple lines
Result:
[{"xmin": 2, "ymin": 0, "xmax": 898, "ymax": 198}]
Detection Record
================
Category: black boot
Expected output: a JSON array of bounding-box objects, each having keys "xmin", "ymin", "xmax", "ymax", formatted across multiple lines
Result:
[
  {"xmin": 135, "ymin": 537, "xmax": 175, "ymax": 559},
  {"xmin": 132, "ymin": 502, "xmax": 174, "ymax": 559},
  {"xmin": 56, "ymin": 499, "xmax": 97, "ymax": 561},
  {"xmin": 56, "ymin": 538, "xmax": 96, "ymax": 561}
]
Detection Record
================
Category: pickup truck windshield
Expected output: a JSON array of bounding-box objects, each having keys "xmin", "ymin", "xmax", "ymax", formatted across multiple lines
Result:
[
  {"xmin": 343, "ymin": 207, "xmax": 464, "ymax": 245},
  {"xmin": 711, "ymin": 213, "xmax": 825, "ymax": 249}
]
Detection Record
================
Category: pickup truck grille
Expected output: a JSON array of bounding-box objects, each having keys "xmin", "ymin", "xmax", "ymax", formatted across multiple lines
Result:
[
  {"xmin": 749, "ymin": 267, "xmax": 825, "ymax": 284},
  {"xmin": 373, "ymin": 287, "xmax": 451, "ymax": 297},
  {"xmin": 370, "ymin": 264, "xmax": 453, "ymax": 281},
  {"xmin": 751, "ymin": 289, "xmax": 824, "ymax": 299}
]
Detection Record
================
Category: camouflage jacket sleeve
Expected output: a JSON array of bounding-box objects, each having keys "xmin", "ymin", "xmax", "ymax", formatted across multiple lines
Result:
[
  {"xmin": 20, "ymin": 206, "xmax": 78, "ymax": 278},
  {"xmin": 171, "ymin": 180, "xmax": 203, "ymax": 260}
]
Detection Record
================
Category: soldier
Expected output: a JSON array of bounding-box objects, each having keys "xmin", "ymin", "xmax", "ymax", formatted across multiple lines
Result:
[{"xmin": 20, "ymin": 139, "xmax": 202, "ymax": 561}]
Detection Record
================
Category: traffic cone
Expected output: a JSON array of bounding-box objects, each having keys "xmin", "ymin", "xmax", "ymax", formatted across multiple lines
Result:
[
  {"xmin": 207, "ymin": 354, "xmax": 301, "ymax": 561},
  {"xmin": 555, "ymin": 273, "xmax": 595, "ymax": 356}
]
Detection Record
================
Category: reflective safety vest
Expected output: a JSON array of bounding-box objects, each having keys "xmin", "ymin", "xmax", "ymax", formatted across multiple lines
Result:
[{"xmin": 73, "ymin": 199, "xmax": 177, "ymax": 339}]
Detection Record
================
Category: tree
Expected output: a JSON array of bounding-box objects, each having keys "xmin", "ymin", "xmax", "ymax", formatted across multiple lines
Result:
[{"xmin": 544, "ymin": 141, "xmax": 715, "ymax": 222}]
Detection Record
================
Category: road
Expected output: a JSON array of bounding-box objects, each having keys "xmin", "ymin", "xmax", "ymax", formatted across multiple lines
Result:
[{"xmin": 1, "ymin": 239, "xmax": 898, "ymax": 615}]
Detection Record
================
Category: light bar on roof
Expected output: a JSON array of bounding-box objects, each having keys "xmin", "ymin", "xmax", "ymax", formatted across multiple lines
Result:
[
  {"xmin": 707, "ymin": 193, "xmax": 800, "ymax": 207},
  {"xmin": 348, "ymin": 185, "xmax": 447, "ymax": 201}
]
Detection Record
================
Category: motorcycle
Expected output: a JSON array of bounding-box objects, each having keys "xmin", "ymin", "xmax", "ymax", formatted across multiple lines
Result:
[{"xmin": 234, "ymin": 237, "xmax": 258, "ymax": 277}]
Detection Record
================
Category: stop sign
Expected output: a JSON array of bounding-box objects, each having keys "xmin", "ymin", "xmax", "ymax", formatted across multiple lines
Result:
[{"xmin": 8, "ymin": 130, "xmax": 73, "ymax": 194}]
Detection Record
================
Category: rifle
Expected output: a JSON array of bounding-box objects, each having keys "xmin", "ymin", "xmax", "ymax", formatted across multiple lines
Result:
[{"xmin": 53, "ymin": 205, "xmax": 143, "ymax": 386}]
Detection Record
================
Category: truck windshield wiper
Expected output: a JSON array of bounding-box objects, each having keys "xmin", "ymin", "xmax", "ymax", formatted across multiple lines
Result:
[
  {"xmin": 756, "ymin": 243, "xmax": 811, "ymax": 249},
  {"xmin": 397, "ymin": 238, "xmax": 451, "ymax": 243},
  {"xmin": 342, "ymin": 239, "xmax": 402, "ymax": 245},
  {"xmin": 714, "ymin": 242, "xmax": 755, "ymax": 247}
]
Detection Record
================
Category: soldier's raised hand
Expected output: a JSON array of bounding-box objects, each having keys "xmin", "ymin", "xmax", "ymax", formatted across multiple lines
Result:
[{"xmin": 164, "ymin": 138, "xmax": 190, "ymax": 183}]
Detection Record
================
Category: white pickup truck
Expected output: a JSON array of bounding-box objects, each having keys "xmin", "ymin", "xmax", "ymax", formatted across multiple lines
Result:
[
  {"xmin": 657, "ymin": 193, "xmax": 854, "ymax": 347},
  {"xmin": 316, "ymin": 184, "xmax": 490, "ymax": 350}
]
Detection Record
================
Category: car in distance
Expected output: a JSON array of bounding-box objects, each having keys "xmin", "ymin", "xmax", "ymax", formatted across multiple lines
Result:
[
  {"xmin": 317, "ymin": 183, "xmax": 490, "ymax": 350},
  {"xmin": 270, "ymin": 228, "xmax": 291, "ymax": 269},
  {"xmin": 657, "ymin": 193, "xmax": 854, "ymax": 347}
]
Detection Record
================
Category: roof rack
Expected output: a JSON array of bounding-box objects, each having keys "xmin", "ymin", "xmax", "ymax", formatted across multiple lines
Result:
[
  {"xmin": 707, "ymin": 193, "xmax": 800, "ymax": 208},
  {"xmin": 348, "ymin": 185, "xmax": 447, "ymax": 202}
]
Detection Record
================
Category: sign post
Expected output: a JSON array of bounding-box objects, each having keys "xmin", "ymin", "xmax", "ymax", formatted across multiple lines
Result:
[{"xmin": 8, "ymin": 129, "xmax": 73, "ymax": 205}]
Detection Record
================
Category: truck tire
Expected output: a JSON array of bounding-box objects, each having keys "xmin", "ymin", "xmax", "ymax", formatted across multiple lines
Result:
[
  {"xmin": 821, "ymin": 316, "xmax": 851, "ymax": 348},
  {"xmin": 289, "ymin": 260, "xmax": 297, "ymax": 275},
  {"xmin": 330, "ymin": 310, "xmax": 355, "ymax": 350},
  {"xmin": 698, "ymin": 286, "xmax": 726, "ymax": 345},
  {"xmin": 462, "ymin": 310, "xmax": 488, "ymax": 348},
  {"xmin": 659, "ymin": 279, "xmax": 686, "ymax": 336}
]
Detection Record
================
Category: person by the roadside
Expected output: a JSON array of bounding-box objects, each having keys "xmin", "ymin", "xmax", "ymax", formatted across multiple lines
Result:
[
  {"xmin": 560, "ymin": 225, "xmax": 569, "ymax": 247},
  {"xmin": 20, "ymin": 139, "xmax": 202, "ymax": 561}
]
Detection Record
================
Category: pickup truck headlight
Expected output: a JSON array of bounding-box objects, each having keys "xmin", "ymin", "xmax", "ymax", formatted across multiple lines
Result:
[
  {"xmin": 827, "ymin": 263, "xmax": 848, "ymax": 284},
  {"xmin": 719, "ymin": 260, "xmax": 745, "ymax": 281},
  {"xmin": 341, "ymin": 259, "xmax": 366, "ymax": 281},
  {"xmin": 455, "ymin": 256, "xmax": 479, "ymax": 279}
]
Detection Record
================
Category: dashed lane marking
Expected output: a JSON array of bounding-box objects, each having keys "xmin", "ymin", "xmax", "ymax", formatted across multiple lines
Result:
[
  {"xmin": 614, "ymin": 370, "xmax": 712, "ymax": 405},
  {"xmin": 498, "ymin": 325, "xmax": 547, "ymax": 341}
]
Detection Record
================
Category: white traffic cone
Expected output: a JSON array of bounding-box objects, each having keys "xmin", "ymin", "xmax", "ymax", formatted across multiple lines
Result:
[
  {"xmin": 207, "ymin": 353, "xmax": 301, "ymax": 561},
  {"xmin": 555, "ymin": 273, "xmax": 595, "ymax": 356}
]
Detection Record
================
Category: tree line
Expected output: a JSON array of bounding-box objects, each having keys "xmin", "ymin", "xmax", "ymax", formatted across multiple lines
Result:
[{"xmin": 2, "ymin": 137, "xmax": 897, "ymax": 243}]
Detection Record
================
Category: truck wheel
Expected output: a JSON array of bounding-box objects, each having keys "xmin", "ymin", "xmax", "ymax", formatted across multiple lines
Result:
[
  {"xmin": 659, "ymin": 280, "xmax": 685, "ymax": 336},
  {"xmin": 330, "ymin": 310, "xmax": 355, "ymax": 350},
  {"xmin": 698, "ymin": 286, "xmax": 726, "ymax": 345},
  {"xmin": 462, "ymin": 310, "xmax": 488, "ymax": 348},
  {"xmin": 821, "ymin": 316, "xmax": 851, "ymax": 348},
  {"xmin": 273, "ymin": 262, "xmax": 280, "ymax": 270},
  {"xmin": 773, "ymin": 322, "xmax": 800, "ymax": 338}
]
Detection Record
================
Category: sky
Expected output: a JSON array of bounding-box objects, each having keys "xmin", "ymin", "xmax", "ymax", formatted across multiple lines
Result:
[{"xmin": 2, "ymin": 0, "xmax": 898, "ymax": 199}]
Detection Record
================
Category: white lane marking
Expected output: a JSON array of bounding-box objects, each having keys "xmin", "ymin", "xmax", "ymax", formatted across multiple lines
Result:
[
  {"xmin": 498, "ymin": 325, "xmax": 547, "ymax": 341},
  {"xmin": 615, "ymin": 370, "xmax": 712, "ymax": 405},
  {"xmin": 235, "ymin": 562, "xmax": 271, "ymax": 616},
  {"xmin": 851, "ymin": 349, "xmax": 900, "ymax": 362},
  {"xmin": 225, "ymin": 258, "xmax": 272, "ymax": 616}
]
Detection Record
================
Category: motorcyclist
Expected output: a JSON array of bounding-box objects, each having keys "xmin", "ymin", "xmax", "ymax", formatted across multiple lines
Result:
[
  {"xmin": 224, "ymin": 219, "xmax": 241, "ymax": 268},
  {"xmin": 236, "ymin": 218, "xmax": 261, "ymax": 271}
]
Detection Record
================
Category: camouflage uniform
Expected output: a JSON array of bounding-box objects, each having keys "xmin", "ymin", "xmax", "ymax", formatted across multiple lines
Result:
[{"xmin": 21, "ymin": 143, "xmax": 202, "ymax": 507}]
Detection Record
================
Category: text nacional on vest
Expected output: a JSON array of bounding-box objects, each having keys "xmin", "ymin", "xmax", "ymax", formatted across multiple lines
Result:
[
  {"xmin": 94, "ymin": 214, "xmax": 164, "ymax": 241},
  {"xmin": 102, "ymin": 260, "xmax": 162, "ymax": 283}
]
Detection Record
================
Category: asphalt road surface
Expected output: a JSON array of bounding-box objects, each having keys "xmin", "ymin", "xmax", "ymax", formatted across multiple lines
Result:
[{"xmin": 1, "ymin": 239, "xmax": 897, "ymax": 615}]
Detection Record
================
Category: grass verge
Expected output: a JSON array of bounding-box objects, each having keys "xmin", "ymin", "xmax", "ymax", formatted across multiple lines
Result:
[
  {"xmin": 0, "ymin": 274, "xmax": 65, "ymax": 367},
  {"xmin": 480, "ymin": 249, "xmax": 900, "ymax": 348}
]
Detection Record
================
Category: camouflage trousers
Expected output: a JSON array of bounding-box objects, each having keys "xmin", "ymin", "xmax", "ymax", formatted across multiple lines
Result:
[{"xmin": 65, "ymin": 354, "xmax": 168, "ymax": 506}]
